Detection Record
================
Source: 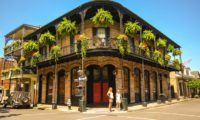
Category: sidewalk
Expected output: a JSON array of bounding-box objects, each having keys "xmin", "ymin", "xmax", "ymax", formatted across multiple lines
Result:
[{"xmin": 34, "ymin": 98, "xmax": 192, "ymax": 114}]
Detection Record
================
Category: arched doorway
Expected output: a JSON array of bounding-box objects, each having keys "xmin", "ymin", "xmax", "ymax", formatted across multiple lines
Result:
[
  {"xmin": 144, "ymin": 70, "xmax": 150, "ymax": 102},
  {"xmin": 38, "ymin": 75, "xmax": 43, "ymax": 103},
  {"xmin": 152, "ymin": 72, "xmax": 158, "ymax": 101},
  {"xmin": 57, "ymin": 70, "xmax": 65, "ymax": 105},
  {"xmin": 134, "ymin": 68, "xmax": 141, "ymax": 103},
  {"xmin": 71, "ymin": 67, "xmax": 79, "ymax": 106},
  {"xmin": 123, "ymin": 67, "xmax": 130, "ymax": 103},
  {"xmin": 46, "ymin": 72, "xmax": 53, "ymax": 104},
  {"xmin": 86, "ymin": 64, "xmax": 116, "ymax": 105}
]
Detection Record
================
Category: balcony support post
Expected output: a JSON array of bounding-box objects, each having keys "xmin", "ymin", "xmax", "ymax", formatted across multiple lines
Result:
[{"xmin": 117, "ymin": 9, "xmax": 124, "ymax": 33}]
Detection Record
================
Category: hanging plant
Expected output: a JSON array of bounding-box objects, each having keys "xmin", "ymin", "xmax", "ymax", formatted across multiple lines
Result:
[
  {"xmin": 19, "ymin": 56, "xmax": 26, "ymax": 63},
  {"xmin": 145, "ymin": 48, "xmax": 150, "ymax": 57},
  {"xmin": 11, "ymin": 67, "xmax": 21, "ymax": 75},
  {"xmin": 173, "ymin": 49, "xmax": 182, "ymax": 56},
  {"xmin": 116, "ymin": 34, "xmax": 129, "ymax": 56},
  {"xmin": 39, "ymin": 31, "xmax": 55, "ymax": 45},
  {"xmin": 2, "ymin": 69, "xmax": 10, "ymax": 77},
  {"xmin": 50, "ymin": 45, "xmax": 61, "ymax": 62},
  {"xmin": 13, "ymin": 40, "xmax": 21, "ymax": 50},
  {"xmin": 4, "ymin": 44, "xmax": 12, "ymax": 53},
  {"xmin": 167, "ymin": 44, "xmax": 174, "ymax": 53},
  {"xmin": 57, "ymin": 17, "xmax": 77, "ymax": 37},
  {"xmin": 153, "ymin": 50, "xmax": 161, "ymax": 61},
  {"xmin": 124, "ymin": 21, "xmax": 141, "ymax": 37},
  {"xmin": 142, "ymin": 30, "xmax": 156, "ymax": 42},
  {"xmin": 139, "ymin": 42, "xmax": 148, "ymax": 51},
  {"xmin": 157, "ymin": 57, "xmax": 164, "ymax": 66},
  {"xmin": 173, "ymin": 59, "xmax": 181, "ymax": 70},
  {"xmin": 31, "ymin": 52, "xmax": 41, "ymax": 67},
  {"xmin": 165, "ymin": 54, "xmax": 171, "ymax": 61},
  {"xmin": 157, "ymin": 38, "xmax": 166, "ymax": 48},
  {"xmin": 76, "ymin": 34, "xmax": 89, "ymax": 58},
  {"xmin": 91, "ymin": 8, "xmax": 114, "ymax": 27},
  {"xmin": 23, "ymin": 40, "xmax": 38, "ymax": 54},
  {"xmin": 165, "ymin": 54, "xmax": 171, "ymax": 65}
]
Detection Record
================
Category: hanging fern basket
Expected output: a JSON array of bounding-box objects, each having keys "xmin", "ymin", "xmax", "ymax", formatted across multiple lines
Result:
[{"xmin": 91, "ymin": 8, "xmax": 114, "ymax": 27}]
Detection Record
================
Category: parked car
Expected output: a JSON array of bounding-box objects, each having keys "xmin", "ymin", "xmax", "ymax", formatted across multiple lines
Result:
[
  {"xmin": 0, "ymin": 87, "xmax": 3, "ymax": 104},
  {"xmin": 7, "ymin": 91, "xmax": 31, "ymax": 108}
]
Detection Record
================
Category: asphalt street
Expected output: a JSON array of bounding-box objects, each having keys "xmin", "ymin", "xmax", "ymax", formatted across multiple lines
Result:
[{"xmin": 0, "ymin": 99, "xmax": 200, "ymax": 120}]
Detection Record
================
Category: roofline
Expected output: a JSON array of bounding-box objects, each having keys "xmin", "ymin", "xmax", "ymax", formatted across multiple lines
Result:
[
  {"xmin": 5, "ymin": 24, "xmax": 40, "ymax": 38},
  {"xmin": 24, "ymin": 0, "xmax": 181, "ymax": 48}
]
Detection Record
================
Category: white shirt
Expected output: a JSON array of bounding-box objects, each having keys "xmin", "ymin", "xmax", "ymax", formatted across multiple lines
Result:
[{"xmin": 116, "ymin": 93, "xmax": 121, "ymax": 103}]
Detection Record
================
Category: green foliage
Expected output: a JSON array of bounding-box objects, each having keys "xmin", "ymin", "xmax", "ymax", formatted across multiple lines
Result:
[
  {"xmin": 50, "ymin": 45, "xmax": 61, "ymax": 62},
  {"xmin": 11, "ymin": 67, "xmax": 21, "ymax": 73},
  {"xmin": 91, "ymin": 8, "xmax": 114, "ymax": 27},
  {"xmin": 57, "ymin": 17, "xmax": 77, "ymax": 36},
  {"xmin": 142, "ymin": 30, "xmax": 155, "ymax": 41},
  {"xmin": 39, "ymin": 31, "xmax": 55, "ymax": 45},
  {"xmin": 139, "ymin": 42, "xmax": 148, "ymax": 51},
  {"xmin": 4, "ymin": 44, "xmax": 12, "ymax": 53},
  {"xmin": 153, "ymin": 50, "xmax": 161, "ymax": 61},
  {"xmin": 173, "ymin": 49, "xmax": 182, "ymax": 56},
  {"xmin": 167, "ymin": 44, "xmax": 175, "ymax": 53},
  {"xmin": 165, "ymin": 54, "xmax": 171, "ymax": 63},
  {"xmin": 116, "ymin": 34, "xmax": 129, "ymax": 56},
  {"xmin": 76, "ymin": 34, "xmax": 88, "ymax": 58},
  {"xmin": 157, "ymin": 57, "xmax": 164, "ymax": 65},
  {"xmin": 23, "ymin": 40, "xmax": 38, "ymax": 54},
  {"xmin": 173, "ymin": 59, "xmax": 181, "ymax": 70},
  {"xmin": 124, "ymin": 21, "xmax": 141, "ymax": 37},
  {"xmin": 187, "ymin": 80, "xmax": 200, "ymax": 89},
  {"xmin": 157, "ymin": 38, "xmax": 167, "ymax": 47},
  {"xmin": 145, "ymin": 48, "xmax": 150, "ymax": 57},
  {"xmin": 13, "ymin": 40, "xmax": 21, "ymax": 50},
  {"xmin": 31, "ymin": 52, "xmax": 41, "ymax": 67}
]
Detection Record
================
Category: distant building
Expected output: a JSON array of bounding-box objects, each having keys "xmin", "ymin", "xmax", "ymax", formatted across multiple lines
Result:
[
  {"xmin": 191, "ymin": 71, "xmax": 200, "ymax": 79},
  {"xmin": 170, "ymin": 67, "xmax": 194, "ymax": 99},
  {"xmin": 0, "ymin": 58, "xmax": 17, "ymax": 99}
]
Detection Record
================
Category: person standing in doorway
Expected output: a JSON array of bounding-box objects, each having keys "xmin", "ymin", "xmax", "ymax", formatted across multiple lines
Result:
[
  {"xmin": 107, "ymin": 87, "xmax": 114, "ymax": 112},
  {"xmin": 116, "ymin": 89, "xmax": 121, "ymax": 111}
]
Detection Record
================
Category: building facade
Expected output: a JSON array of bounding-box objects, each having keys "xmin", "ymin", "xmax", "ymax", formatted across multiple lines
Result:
[
  {"xmin": 170, "ymin": 67, "xmax": 194, "ymax": 99},
  {"xmin": 1, "ymin": 24, "xmax": 39, "ymax": 103},
  {"xmin": 3, "ymin": 1, "xmax": 182, "ymax": 106}
]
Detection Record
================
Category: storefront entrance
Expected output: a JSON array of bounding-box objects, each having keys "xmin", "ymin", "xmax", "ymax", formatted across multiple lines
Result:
[{"xmin": 86, "ymin": 65, "xmax": 116, "ymax": 105}]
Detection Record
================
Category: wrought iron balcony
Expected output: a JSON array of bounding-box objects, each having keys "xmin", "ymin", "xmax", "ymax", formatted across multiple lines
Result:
[{"xmin": 37, "ymin": 38, "xmax": 178, "ymax": 70}]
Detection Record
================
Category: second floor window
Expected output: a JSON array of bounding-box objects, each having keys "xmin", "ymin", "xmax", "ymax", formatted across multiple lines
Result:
[{"xmin": 93, "ymin": 27, "xmax": 110, "ymax": 47}]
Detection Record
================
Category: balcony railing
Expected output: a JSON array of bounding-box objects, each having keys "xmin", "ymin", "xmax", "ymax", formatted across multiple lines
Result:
[
  {"xmin": 38, "ymin": 38, "xmax": 176, "ymax": 69},
  {"xmin": 1, "ymin": 68, "xmax": 33, "ymax": 80},
  {"xmin": 4, "ymin": 40, "xmax": 22, "ymax": 55}
]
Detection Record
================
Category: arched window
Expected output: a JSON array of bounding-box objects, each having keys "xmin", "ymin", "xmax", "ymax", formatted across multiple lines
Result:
[{"xmin": 134, "ymin": 68, "xmax": 141, "ymax": 103}]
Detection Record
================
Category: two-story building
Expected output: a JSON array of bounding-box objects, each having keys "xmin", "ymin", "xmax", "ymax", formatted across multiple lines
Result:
[
  {"xmin": 3, "ymin": 1, "xmax": 182, "ymax": 107},
  {"xmin": 170, "ymin": 66, "xmax": 194, "ymax": 99},
  {"xmin": 2, "ymin": 24, "xmax": 39, "ymax": 103}
]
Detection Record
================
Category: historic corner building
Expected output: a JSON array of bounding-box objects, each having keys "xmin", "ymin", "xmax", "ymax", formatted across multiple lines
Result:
[{"xmin": 18, "ymin": 1, "xmax": 181, "ymax": 106}]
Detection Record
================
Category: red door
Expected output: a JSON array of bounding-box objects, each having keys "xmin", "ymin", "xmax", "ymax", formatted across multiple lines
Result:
[
  {"xmin": 93, "ymin": 83, "xmax": 101, "ymax": 104},
  {"xmin": 103, "ymin": 82, "xmax": 109, "ymax": 103}
]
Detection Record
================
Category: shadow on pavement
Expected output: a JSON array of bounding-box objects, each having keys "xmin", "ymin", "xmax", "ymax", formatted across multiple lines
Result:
[{"xmin": 0, "ymin": 114, "xmax": 21, "ymax": 119}]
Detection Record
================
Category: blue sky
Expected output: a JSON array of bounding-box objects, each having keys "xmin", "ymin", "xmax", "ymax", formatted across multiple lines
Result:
[{"xmin": 0, "ymin": 0, "xmax": 199, "ymax": 71}]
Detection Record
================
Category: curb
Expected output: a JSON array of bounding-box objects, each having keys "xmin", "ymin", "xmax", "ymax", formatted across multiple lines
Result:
[{"xmin": 127, "ymin": 98, "xmax": 193, "ymax": 112}]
